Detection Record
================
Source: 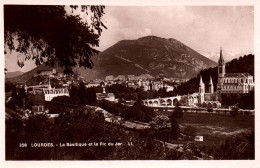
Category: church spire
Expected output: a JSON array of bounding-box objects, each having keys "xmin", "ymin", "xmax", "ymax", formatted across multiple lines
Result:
[
  {"xmin": 209, "ymin": 76, "xmax": 213, "ymax": 85},
  {"xmin": 218, "ymin": 47, "xmax": 226, "ymax": 77},
  {"xmin": 48, "ymin": 78, "xmax": 52, "ymax": 89},
  {"xmin": 209, "ymin": 76, "xmax": 214, "ymax": 93},
  {"xmin": 199, "ymin": 75, "xmax": 205, "ymax": 94},
  {"xmin": 200, "ymin": 75, "xmax": 204, "ymax": 85},
  {"xmin": 218, "ymin": 47, "xmax": 225, "ymax": 65}
]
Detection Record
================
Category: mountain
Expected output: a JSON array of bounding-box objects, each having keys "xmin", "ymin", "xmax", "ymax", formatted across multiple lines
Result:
[
  {"xmin": 8, "ymin": 35, "xmax": 217, "ymax": 82},
  {"xmin": 78, "ymin": 36, "xmax": 216, "ymax": 80},
  {"xmin": 5, "ymin": 71, "xmax": 24, "ymax": 78},
  {"xmin": 6, "ymin": 64, "xmax": 65, "ymax": 83}
]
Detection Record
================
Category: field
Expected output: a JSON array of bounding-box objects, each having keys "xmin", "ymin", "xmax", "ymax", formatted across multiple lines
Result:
[{"xmin": 157, "ymin": 111, "xmax": 254, "ymax": 146}]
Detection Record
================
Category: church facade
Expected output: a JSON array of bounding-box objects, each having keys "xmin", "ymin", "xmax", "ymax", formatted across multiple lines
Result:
[
  {"xmin": 217, "ymin": 48, "xmax": 254, "ymax": 94},
  {"xmin": 187, "ymin": 75, "xmax": 221, "ymax": 108}
]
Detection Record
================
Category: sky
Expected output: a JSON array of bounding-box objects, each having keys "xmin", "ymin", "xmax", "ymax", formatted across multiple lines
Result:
[{"xmin": 5, "ymin": 6, "xmax": 254, "ymax": 72}]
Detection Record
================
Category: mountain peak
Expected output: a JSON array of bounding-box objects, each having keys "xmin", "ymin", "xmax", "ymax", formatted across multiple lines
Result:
[
  {"xmin": 138, "ymin": 35, "xmax": 160, "ymax": 40},
  {"xmin": 96, "ymin": 35, "xmax": 217, "ymax": 80},
  {"xmin": 10, "ymin": 36, "xmax": 217, "ymax": 82}
]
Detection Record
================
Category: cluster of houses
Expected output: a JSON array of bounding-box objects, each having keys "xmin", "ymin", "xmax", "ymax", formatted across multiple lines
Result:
[
  {"xmin": 86, "ymin": 74, "xmax": 185, "ymax": 92},
  {"xmin": 34, "ymin": 68, "xmax": 184, "ymax": 94}
]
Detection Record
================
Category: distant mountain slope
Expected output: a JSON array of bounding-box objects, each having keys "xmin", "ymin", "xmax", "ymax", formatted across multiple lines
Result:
[
  {"xmin": 6, "ymin": 64, "xmax": 64, "ymax": 83},
  {"xmin": 86, "ymin": 36, "xmax": 216, "ymax": 79},
  {"xmin": 9, "ymin": 35, "xmax": 217, "ymax": 82},
  {"xmin": 5, "ymin": 71, "xmax": 23, "ymax": 78}
]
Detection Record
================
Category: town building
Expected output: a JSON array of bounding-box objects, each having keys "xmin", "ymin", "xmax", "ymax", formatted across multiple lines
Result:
[
  {"xmin": 31, "ymin": 105, "xmax": 46, "ymax": 115},
  {"xmin": 96, "ymin": 87, "xmax": 115, "ymax": 102},
  {"xmin": 42, "ymin": 81, "xmax": 69, "ymax": 101},
  {"xmin": 27, "ymin": 79, "xmax": 69, "ymax": 102},
  {"xmin": 180, "ymin": 75, "xmax": 220, "ymax": 107}
]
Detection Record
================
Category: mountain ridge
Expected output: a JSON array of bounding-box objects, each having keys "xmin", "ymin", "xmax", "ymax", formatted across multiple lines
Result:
[
  {"xmin": 5, "ymin": 71, "xmax": 24, "ymax": 78},
  {"xmin": 7, "ymin": 35, "xmax": 217, "ymax": 82},
  {"xmin": 94, "ymin": 35, "xmax": 216, "ymax": 79}
]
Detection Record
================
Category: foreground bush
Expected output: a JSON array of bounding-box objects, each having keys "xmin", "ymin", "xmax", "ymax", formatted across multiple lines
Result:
[
  {"xmin": 213, "ymin": 129, "xmax": 254, "ymax": 159},
  {"xmin": 6, "ymin": 112, "xmax": 185, "ymax": 160}
]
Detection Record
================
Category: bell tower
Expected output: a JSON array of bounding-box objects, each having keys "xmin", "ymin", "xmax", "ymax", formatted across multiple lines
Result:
[
  {"xmin": 199, "ymin": 75, "xmax": 205, "ymax": 94},
  {"xmin": 209, "ymin": 76, "xmax": 214, "ymax": 93},
  {"xmin": 218, "ymin": 47, "xmax": 225, "ymax": 77},
  {"xmin": 217, "ymin": 47, "xmax": 225, "ymax": 92},
  {"xmin": 199, "ymin": 76, "xmax": 205, "ymax": 105}
]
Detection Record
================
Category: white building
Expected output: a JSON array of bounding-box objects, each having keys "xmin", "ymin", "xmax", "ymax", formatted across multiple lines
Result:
[
  {"xmin": 42, "ymin": 80, "xmax": 69, "ymax": 101},
  {"xmin": 96, "ymin": 87, "xmax": 115, "ymax": 102}
]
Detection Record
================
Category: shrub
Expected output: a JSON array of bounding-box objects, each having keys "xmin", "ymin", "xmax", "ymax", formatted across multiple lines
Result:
[
  {"xmin": 123, "ymin": 106, "xmax": 144, "ymax": 121},
  {"xmin": 99, "ymin": 99, "xmax": 122, "ymax": 115},
  {"xmin": 170, "ymin": 117, "xmax": 180, "ymax": 140},
  {"xmin": 149, "ymin": 115, "xmax": 170, "ymax": 130},
  {"xmin": 213, "ymin": 129, "xmax": 254, "ymax": 159},
  {"xmin": 49, "ymin": 96, "xmax": 73, "ymax": 114},
  {"xmin": 207, "ymin": 108, "xmax": 213, "ymax": 113}
]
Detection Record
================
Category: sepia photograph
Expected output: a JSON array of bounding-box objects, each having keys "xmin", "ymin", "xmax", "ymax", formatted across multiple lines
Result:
[{"xmin": 3, "ymin": 1, "xmax": 256, "ymax": 163}]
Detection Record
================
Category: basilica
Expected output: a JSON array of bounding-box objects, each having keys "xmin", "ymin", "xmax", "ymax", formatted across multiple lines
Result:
[{"xmin": 217, "ymin": 48, "xmax": 254, "ymax": 94}]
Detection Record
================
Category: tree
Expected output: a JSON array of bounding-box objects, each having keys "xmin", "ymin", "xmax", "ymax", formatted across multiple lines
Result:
[
  {"xmin": 79, "ymin": 81, "xmax": 87, "ymax": 105},
  {"xmin": 149, "ymin": 115, "xmax": 171, "ymax": 156},
  {"xmin": 172, "ymin": 102, "xmax": 183, "ymax": 118},
  {"xmin": 7, "ymin": 110, "xmax": 175, "ymax": 160},
  {"xmin": 149, "ymin": 115, "xmax": 170, "ymax": 131},
  {"xmin": 158, "ymin": 87, "xmax": 167, "ymax": 98},
  {"xmin": 169, "ymin": 116, "xmax": 180, "ymax": 140},
  {"xmin": 18, "ymin": 86, "xmax": 27, "ymax": 100},
  {"xmin": 238, "ymin": 90, "xmax": 254, "ymax": 110},
  {"xmin": 7, "ymin": 87, "xmax": 20, "ymax": 109},
  {"xmin": 230, "ymin": 107, "xmax": 239, "ymax": 117},
  {"xmin": 50, "ymin": 78, "xmax": 62, "ymax": 88},
  {"xmin": 98, "ymin": 100, "xmax": 123, "ymax": 116},
  {"xmin": 123, "ymin": 106, "xmax": 145, "ymax": 122},
  {"xmin": 133, "ymin": 99, "xmax": 156, "ymax": 122},
  {"xmin": 213, "ymin": 129, "xmax": 254, "ymax": 159},
  {"xmin": 4, "ymin": 5, "xmax": 106, "ymax": 73},
  {"xmin": 86, "ymin": 87, "xmax": 97, "ymax": 106},
  {"xmin": 69, "ymin": 85, "xmax": 80, "ymax": 105},
  {"xmin": 49, "ymin": 96, "xmax": 73, "ymax": 114},
  {"xmin": 5, "ymin": 81, "xmax": 15, "ymax": 92}
]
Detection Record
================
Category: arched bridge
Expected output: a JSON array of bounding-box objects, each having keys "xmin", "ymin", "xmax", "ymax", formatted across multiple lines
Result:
[{"xmin": 143, "ymin": 96, "xmax": 182, "ymax": 107}]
